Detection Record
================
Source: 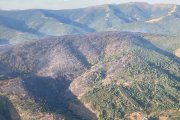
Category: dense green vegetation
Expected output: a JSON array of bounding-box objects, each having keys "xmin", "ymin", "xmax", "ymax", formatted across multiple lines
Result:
[
  {"xmin": 82, "ymin": 37, "xmax": 180, "ymax": 119},
  {"xmin": 0, "ymin": 31, "xmax": 179, "ymax": 120},
  {"xmin": 144, "ymin": 35, "xmax": 180, "ymax": 54},
  {"xmin": 83, "ymin": 81, "xmax": 179, "ymax": 119}
]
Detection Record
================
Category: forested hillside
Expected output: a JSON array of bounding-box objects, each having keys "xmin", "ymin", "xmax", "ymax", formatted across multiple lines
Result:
[
  {"xmin": 0, "ymin": 2, "xmax": 180, "ymax": 45},
  {"xmin": 0, "ymin": 32, "xmax": 179, "ymax": 120}
]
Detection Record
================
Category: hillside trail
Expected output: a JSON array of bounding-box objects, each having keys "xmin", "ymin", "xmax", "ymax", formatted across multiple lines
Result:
[
  {"xmin": 146, "ymin": 5, "xmax": 176, "ymax": 23},
  {"xmin": 175, "ymin": 48, "xmax": 180, "ymax": 57}
]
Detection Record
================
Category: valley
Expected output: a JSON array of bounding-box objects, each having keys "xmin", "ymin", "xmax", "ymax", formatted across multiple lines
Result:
[
  {"xmin": 0, "ymin": 2, "xmax": 179, "ymax": 120},
  {"xmin": 0, "ymin": 31, "xmax": 179, "ymax": 120}
]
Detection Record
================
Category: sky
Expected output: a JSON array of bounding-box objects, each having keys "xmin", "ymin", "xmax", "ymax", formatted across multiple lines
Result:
[{"xmin": 0, "ymin": 0, "xmax": 180, "ymax": 10}]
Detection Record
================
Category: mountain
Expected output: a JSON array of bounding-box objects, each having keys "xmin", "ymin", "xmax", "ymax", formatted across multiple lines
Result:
[
  {"xmin": 0, "ymin": 2, "xmax": 179, "ymax": 120},
  {"xmin": 0, "ymin": 31, "xmax": 179, "ymax": 120},
  {"xmin": 0, "ymin": 2, "xmax": 180, "ymax": 45}
]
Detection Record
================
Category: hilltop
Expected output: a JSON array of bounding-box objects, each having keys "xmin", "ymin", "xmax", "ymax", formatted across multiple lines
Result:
[{"xmin": 0, "ymin": 31, "xmax": 179, "ymax": 120}]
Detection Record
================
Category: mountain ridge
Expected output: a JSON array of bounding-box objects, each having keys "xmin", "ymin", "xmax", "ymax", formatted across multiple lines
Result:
[
  {"xmin": 0, "ymin": 31, "xmax": 179, "ymax": 119},
  {"xmin": 0, "ymin": 2, "xmax": 180, "ymax": 45},
  {"xmin": 0, "ymin": 2, "xmax": 180, "ymax": 120}
]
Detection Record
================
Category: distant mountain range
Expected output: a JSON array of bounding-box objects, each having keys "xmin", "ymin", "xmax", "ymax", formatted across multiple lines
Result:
[{"xmin": 0, "ymin": 2, "xmax": 180, "ymax": 44}]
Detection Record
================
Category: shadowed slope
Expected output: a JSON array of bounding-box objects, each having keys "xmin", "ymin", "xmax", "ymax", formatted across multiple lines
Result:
[
  {"xmin": 40, "ymin": 10, "xmax": 96, "ymax": 32},
  {"xmin": 0, "ymin": 31, "xmax": 179, "ymax": 120},
  {"xmin": 0, "ymin": 2, "xmax": 179, "ymax": 45},
  {"xmin": 22, "ymin": 75, "xmax": 97, "ymax": 120},
  {"xmin": 0, "ymin": 96, "xmax": 21, "ymax": 120}
]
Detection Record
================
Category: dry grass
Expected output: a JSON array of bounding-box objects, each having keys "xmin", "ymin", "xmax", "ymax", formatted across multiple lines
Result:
[
  {"xmin": 146, "ymin": 5, "xmax": 176, "ymax": 23},
  {"xmin": 129, "ymin": 112, "xmax": 146, "ymax": 120},
  {"xmin": 175, "ymin": 49, "xmax": 180, "ymax": 57}
]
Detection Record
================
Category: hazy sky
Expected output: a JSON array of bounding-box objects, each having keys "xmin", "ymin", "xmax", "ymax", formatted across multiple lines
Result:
[{"xmin": 0, "ymin": 0, "xmax": 179, "ymax": 10}]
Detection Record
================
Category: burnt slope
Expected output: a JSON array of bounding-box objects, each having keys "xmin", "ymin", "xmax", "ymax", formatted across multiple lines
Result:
[{"xmin": 0, "ymin": 31, "xmax": 179, "ymax": 120}]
